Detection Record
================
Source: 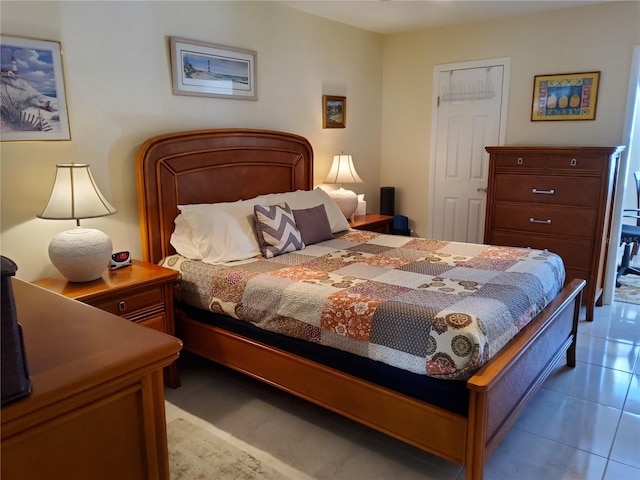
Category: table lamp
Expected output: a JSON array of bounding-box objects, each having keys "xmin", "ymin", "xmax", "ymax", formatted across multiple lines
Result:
[
  {"xmin": 38, "ymin": 163, "xmax": 117, "ymax": 282},
  {"xmin": 324, "ymin": 153, "xmax": 363, "ymax": 218}
]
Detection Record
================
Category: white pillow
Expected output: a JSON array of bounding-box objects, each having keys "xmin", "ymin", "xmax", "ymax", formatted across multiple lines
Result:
[
  {"xmin": 170, "ymin": 214, "xmax": 202, "ymax": 260},
  {"xmin": 178, "ymin": 199, "xmax": 262, "ymax": 263},
  {"xmin": 255, "ymin": 188, "xmax": 350, "ymax": 233}
]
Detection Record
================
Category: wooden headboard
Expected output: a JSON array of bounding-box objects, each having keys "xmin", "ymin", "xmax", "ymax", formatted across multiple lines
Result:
[{"xmin": 136, "ymin": 129, "xmax": 314, "ymax": 264}]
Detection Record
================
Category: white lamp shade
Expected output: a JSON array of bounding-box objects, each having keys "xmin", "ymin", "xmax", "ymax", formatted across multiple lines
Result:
[
  {"xmin": 324, "ymin": 154, "xmax": 363, "ymax": 185},
  {"xmin": 38, "ymin": 163, "xmax": 117, "ymax": 220}
]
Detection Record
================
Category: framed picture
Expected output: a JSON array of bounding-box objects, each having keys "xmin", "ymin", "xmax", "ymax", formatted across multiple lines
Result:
[
  {"xmin": 531, "ymin": 71, "xmax": 600, "ymax": 121},
  {"xmin": 170, "ymin": 37, "xmax": 257, "ymax": 100},
  {"xmin": 0, "ymin": 35, "xmax": 71, "ymax": 141},
  {"xmin": 323, "ymin": 95, "xmax": 346, "ymax": 128}
]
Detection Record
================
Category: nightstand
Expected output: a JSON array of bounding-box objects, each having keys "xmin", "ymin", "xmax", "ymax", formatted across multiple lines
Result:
[
  {"xmin": 33, "ymin": 259, "xmax": 181, "ymax": 388},
  {"xmin": 349, "ymin": 214, "xmax": 393, "ymax": 233}
]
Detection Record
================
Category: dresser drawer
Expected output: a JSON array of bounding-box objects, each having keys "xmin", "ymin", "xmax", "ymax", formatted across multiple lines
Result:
[
  {"xmin": 494, "ymin": 175, "xmax": 600, "ymax": 207},
  {"xmin": 547, "ymin": 154, "xmax": 604, "ymax": 173},
  {"xmin": 492, "ymin": 203, "xmax": 596, "ymax": 238},
  {"xmin": 488, "ymin": 231, "xmax": 593, "ymax": 269},
  {"xmin": 494, "ymin": 153, "xmax": 546, "ymax": 170},
  {"xmin": 87, "ymin": 286, "xmax": 164, "ymax": 316}
]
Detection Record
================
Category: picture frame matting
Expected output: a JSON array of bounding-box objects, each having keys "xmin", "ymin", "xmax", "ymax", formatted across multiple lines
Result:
[{"xmin": 170, "ymin": 36, "xmax": 257, "ymax": 100}]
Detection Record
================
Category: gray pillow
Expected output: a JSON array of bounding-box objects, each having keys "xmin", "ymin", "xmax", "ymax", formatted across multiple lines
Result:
[
  {"xmin": 254, "ymin": 203, "xmax": 304, "ymax": 258},
  {"xmin": 293, "ymin": 204, "xmax": 333, "ymax": 245}
]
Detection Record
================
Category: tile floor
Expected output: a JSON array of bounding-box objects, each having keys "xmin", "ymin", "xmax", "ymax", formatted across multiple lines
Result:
[{"xmin": 165, "ymin": 300, "xmax": 640, "ymax": 479}]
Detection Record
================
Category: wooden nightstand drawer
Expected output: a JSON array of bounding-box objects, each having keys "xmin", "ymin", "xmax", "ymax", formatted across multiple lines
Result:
[
  {"xmin": 349, "ymin": 214, "xmax": 393, "ymax": 233},
  {"xmin": 88, "ymin": 286, "xmax": 164, "ymax": 316},
  {"xmin": 136, "ymin": 312, "xmax": 166, "ymax": 332}
]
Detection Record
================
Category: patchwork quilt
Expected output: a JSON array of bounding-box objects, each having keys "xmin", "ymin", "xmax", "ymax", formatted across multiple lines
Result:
[{"xmin": 161, "ymin": 230, "xmax": 565, "ymax": 380}]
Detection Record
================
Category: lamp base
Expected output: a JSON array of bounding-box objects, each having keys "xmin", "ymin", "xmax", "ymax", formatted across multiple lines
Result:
[
  {"xmin": 328, "ymin": 187, "xmax": 358, "ymax": 219},
  {"xmin": 48, "ymin": 228, "xmax": 112, "ymax": 282}
]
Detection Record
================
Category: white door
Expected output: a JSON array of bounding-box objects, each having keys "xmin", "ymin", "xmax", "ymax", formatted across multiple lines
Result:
[{"xmin": 429, "ymin": 59, "xmax": 509, "ymax": 242}]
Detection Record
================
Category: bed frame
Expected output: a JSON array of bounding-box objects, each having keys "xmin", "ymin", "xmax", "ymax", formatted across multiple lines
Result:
[{"xmin": 136, "ymin": 128, "xmax": 585, "ymax": 479}]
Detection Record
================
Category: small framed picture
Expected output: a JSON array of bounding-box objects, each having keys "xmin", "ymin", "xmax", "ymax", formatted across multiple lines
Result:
[
  {"xmin": 170, "ymin": 36, "xmax": 257, "ymax": 101},
  {"xmin": 323, "ymin": 95, "xmax": 346, "ymax": 128},
  {"xmin": 531, "ymin": 71, "xmax": 600, "ymax": 121},
  {"xmin": 0, "ymin": 35, "xmax": 71, "ymax": 141}
]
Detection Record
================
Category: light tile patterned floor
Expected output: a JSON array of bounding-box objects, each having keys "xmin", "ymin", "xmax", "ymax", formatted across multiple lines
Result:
[{"xmin": 165, "ymin": 300, "xmax": 640, "ymax": 480}]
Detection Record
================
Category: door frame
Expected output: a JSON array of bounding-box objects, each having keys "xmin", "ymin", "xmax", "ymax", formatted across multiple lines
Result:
[
  {"xmin": 427, "ymin": 57, "xmax": 511, "ymax": 238},
  {"xmin": 602, "ymin": 44, "xmax": 640, "ymax": 304}
]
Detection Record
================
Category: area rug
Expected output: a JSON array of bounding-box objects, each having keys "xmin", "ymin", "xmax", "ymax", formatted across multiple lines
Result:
[
  {"xmin": 166, "ymin": 405, "xmax": 312, "ymax": 480},
  {"xmin": 615, "ymin": 274, "xmax": 640, "ymax": 305}
]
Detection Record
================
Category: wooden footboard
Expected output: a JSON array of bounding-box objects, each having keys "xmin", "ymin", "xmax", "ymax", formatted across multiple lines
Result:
[
  {"xmin": 176, "ymin": 279, "xmax": 584, "ymax": 479},
  {"xmin": 465, "ymin": 278, "xmax": 584, "ymax": 479}
]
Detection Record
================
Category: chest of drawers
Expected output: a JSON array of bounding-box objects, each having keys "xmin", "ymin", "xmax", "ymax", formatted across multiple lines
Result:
[{"xmin": 484, "ymin": 146, "xmax": 624, "ymax": 321}]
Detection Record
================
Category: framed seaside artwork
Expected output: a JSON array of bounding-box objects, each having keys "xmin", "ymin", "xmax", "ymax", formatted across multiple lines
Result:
[
  {"xmin": 531, "ymin": 71, "xmax": 600, "ymax": 121},
  {"xmin": 0, "ymin": 35, "xmax": 71, "ymax": 141},
  {"xmin": 170, "ymin": 37, "xmax": 257, "ymax": 100},
  {"xmin": 323, "ymin": 95, "xmax": 346, "ymax": 128}
]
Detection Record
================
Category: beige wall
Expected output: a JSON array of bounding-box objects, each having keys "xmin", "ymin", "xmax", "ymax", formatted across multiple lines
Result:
[
  {"xmin": 382, "ymin": 1, "xmax": 640, "ymax": 237},
  {"xmin": 2, "ymin": 1, "xmax": 639, "ymax": 282},
  {"xmin": 0, "ymin": 1, "xmax": 383, "ymax": 281}
]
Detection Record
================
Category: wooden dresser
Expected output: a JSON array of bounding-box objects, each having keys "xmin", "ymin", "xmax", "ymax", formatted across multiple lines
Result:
[
  {"xmin": 484, "ymin": 146, "xmax": 625, "ymax": 321},
  {"xmin": 1, "ymin": 279, "xmax": 182, "ymax": 480}
]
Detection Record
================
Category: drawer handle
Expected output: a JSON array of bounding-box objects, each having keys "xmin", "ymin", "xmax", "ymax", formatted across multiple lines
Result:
[
  {"xmin": 530, "ymin": 218, "xmax": 552, "ymax": 225},
  {"xmin": 118, "ymin": 300, "xmax": 126, "ymax": 312},
  {"xmin": 532, "ymin": 188, "xmax": 555, "ymax": 195},
  {"xmin": 517, "ymin": 157, "xmax": 524, "ymax": 165},
  {"xmin": 571, "ymin": 158, "xmax": 577, "ymax": 167}
]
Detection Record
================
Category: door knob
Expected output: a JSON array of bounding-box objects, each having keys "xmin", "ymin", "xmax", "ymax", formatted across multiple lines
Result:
[{"xmin": 477, "ymin": 187, "xmax": 488, "ymax": 193}]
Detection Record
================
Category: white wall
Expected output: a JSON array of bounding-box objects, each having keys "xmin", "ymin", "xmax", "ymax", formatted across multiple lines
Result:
[
  {"xmin": 0, "ymin": 1, "xmax": 383, "ymax": 281},
  {"xmin": 381, "ymin": 1, "xmax": 640, "ymax": 237}
]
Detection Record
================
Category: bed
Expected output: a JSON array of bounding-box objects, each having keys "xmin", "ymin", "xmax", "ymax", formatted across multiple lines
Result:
[{"xmin": 136, "ymin": 128, "xmax": 585, "ymax": 479}]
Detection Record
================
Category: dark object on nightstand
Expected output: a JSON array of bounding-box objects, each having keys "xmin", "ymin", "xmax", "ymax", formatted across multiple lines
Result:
[
  {"xmin": 390, "ymin": 215, "xmax": 410, "ymax": 236},
  {"xmin": 380, "ymin": 186, "xmax": 395, "ymax": 216},
  {"xmin": 1, "ymin": 256, "xmax": 31, "ymax": 405}
]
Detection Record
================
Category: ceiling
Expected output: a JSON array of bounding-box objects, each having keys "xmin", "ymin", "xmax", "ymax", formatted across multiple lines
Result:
[{"xmin": 279, "ymin": 0, "xmax": 616, "ymax": 34}]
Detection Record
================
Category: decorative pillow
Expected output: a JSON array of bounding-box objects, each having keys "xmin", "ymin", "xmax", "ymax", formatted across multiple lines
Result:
[
  {"xmin": 255, "ymin": 188, "xmax": 350, "ymax": 233},
  {"xmin": 292, "ymin": 204, "xmax": 333, "ymax": 245},
  {"xmin": 178, "ymin": 199, "xmax": 262, "ymax": 264},
  {"xmin": 254, "ymin": 203, "xmax": 304, "ymax": 258}
]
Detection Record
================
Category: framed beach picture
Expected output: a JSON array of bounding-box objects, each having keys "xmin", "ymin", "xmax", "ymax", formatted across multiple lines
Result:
[
  {"xmin": 170, "ymin": 37, "xmax": 257, "ymax": 100},
  {"xmin": 323, "ymin": 95, "xmax": 346, "ymax": 128},
  {"xmin": 0, "ymin": 35, "xmax": 71, "ymax": 141},
  {"xmin": 531, "ymin": 71, "xmax": 600, "ymax": 121}
]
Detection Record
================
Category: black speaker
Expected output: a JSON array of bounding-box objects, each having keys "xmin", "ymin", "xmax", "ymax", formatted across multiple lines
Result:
[{"xmin": 380, "ymin": 187, "xmax": 395, "ymax": 216}]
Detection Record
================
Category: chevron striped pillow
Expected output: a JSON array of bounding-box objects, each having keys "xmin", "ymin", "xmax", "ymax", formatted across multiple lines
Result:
[{"xmin": 254, "ymin": 203, "xmax": 305, "ymax": 258}]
